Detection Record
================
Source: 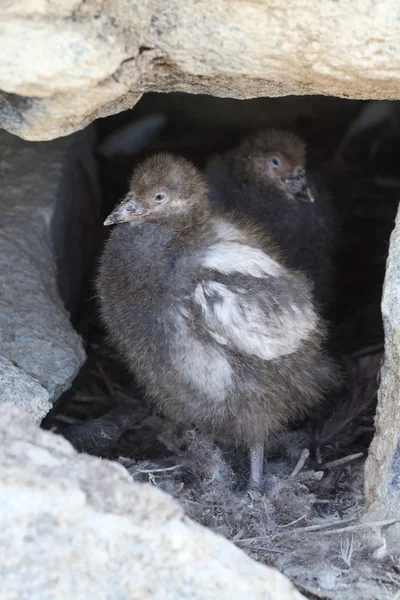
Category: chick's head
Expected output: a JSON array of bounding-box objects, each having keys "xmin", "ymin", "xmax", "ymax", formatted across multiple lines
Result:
[
  {"xmin": 237, "ymin": 129, "xmax": 315, "ymax": 203},
  {"xmin": 104, "ymin": 153, "xmax": 210, "ymax": 226}
]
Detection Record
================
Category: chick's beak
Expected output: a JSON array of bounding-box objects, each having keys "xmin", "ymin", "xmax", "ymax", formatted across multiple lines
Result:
[
  {"xmin": 104, "ymin": 195, "xmax": 151, "ymax": 225},
  {"xmin": 283, "ymin": 170, "xmax": 315, "ymax": 204},
  {"xmin": 297, "ymin": 175, "xmax": 315, "ymax": 203}
]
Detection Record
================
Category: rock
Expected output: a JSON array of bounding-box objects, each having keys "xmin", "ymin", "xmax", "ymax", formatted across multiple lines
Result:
[
  {"xmin": 0, "ymin": 129, "xmax": 95, "ymax": 421},
  {"xmin": 365, "ymin": 204, "xmax": 400, "ymax": 545},
  {"xmin": 0, "ymin": 403, "xmax": 305, "ymax": 600},
  {"xmin": 1, "ymin": 1, "xmax": 400, "ymax": 140},
  {"xmin": 0, "ymin": 357, "xmax": 50, "ymax": 423}
]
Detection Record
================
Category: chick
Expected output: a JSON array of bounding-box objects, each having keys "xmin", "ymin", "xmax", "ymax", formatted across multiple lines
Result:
[
  {"xmin": 206, "ymin": 129, "xmax": 336, "ymax": 308},
  {"xmin": 97, "ymin": 153, "xmax": 336, "ymax": 491}
]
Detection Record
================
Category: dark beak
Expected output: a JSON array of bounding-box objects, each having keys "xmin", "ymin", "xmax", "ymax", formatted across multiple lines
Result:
[
  {"xmin": 104, "ymin": 195, "xmax": 152, "ymax": 225},
  {"xmin": 296, "ymin": 175, "xmax": 315, "ymax": 203},
  {"xmin": 283, "ymin": 171, "xmax": 315, "ymax": 203}
]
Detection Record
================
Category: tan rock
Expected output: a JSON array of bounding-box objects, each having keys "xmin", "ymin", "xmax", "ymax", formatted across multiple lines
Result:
[
  {"xmin": 0, "ymin": 403, "xmax": 305, "ymax": 600},
  {"xmin": 1, "ymin": 1, "xmax": 400, "ymax": 140}
]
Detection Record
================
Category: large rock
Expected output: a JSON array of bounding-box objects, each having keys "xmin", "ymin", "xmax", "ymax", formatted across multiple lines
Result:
[
  {"xmin": 1, "ymin": 1, "xmax": 400, "ymax": 140},
  {"xmin": 0, "ymin": 130, "xmax": 95, "ymax": 422},
  {"xmin": 365, "ymin": 205, "xmax": 400, "ymax": 544},
  {"xmin": 0, "ymin": 357, "xmax": 50, "ymax": 423},
  {"xmin": 0, "ymin": 403, "xmax": 305, "ymax": 600}
]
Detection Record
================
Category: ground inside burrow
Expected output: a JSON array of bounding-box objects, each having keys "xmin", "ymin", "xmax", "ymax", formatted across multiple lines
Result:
[{"xmin": 42, "ymin": 94, "xmax": 400, "ymax": 599}]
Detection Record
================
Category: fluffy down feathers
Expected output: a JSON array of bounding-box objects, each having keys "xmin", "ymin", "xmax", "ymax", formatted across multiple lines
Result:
[
  {"xmin": 97, "ymin": 154, "xmax": 336, "ymax": 486},
  {"xmin": 206, "ymin": 130, "xmax": 336, "ymax": 308}
]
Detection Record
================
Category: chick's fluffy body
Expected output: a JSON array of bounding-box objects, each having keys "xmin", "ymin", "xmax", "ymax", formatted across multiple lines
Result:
[
  {"xmin": 97, "ymin": 154, "xmax": 335, "ymax": 449},
  {"xmin": 206, "ymin": 130, "xmax": 336, "ymax": 307}
]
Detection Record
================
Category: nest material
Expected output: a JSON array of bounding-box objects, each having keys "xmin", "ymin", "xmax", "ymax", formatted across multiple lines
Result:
[{"xmin": 43, "ymin": 338, "xmax": 399, "ymax": 599}]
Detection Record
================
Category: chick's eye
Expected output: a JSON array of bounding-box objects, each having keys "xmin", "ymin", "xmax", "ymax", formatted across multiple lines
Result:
[
  {"xmin": 153, "ymin": 193, "xmax": 166, "ymax": 203},
  {"xmin": 270, "ymin": 157, "xmax": 280, "ymax": 167}
]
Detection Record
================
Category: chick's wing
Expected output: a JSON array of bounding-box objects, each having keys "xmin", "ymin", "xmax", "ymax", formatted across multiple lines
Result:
[{"xmin": 191, "ymin": 242, "xmax": 318, "ymax": 360}]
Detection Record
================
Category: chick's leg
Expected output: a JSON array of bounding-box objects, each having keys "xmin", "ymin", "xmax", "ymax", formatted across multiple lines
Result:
[{"xmin": 248, "ymin": 441, "xmax": 264, "ymax": 491}]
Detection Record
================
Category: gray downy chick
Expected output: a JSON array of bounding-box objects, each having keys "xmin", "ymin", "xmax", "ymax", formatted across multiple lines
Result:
[
  {"xmin": 97, "ymin": 153, "xmax": 337, "ymax": 491},
  {"xmin": 206, "ymin": 129, "xmax": 336, "ymax": 308}
]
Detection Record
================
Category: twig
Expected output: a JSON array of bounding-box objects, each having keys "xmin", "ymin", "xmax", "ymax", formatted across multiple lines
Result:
[
  {"xmin": 289, "ymin": 448, "xmax": 310, "ymax": 477},
  {"xmin": 233, "ymin": 539, "xmax": 283, "ymax": 551},
  {"xmin": 279, "ymin": 514, "xmax": 307, "ymax": 529},
  {"xmin": 320, "ymin": 452, "xmax": 364, "ymax": 470},
  {"xmin": 294, "ymin": 517, "xmax": 357, "ymax": 533},
  {"xmin": 55, "ymin": 415, "xmax": 81, "ymax": 425},
  {"xmin": 232, "ymin": 528, "xmax": 246, "ymax": 541},
  {"xmin": 90, "ymin": 363, "xmax": 117, "ymax": 401},
  {"xmin": 348, "ymin": 343, "xmax": 384, "ymax": 358},
  {"xmin": 311, "ymin": 518, "xmax": 400, "ymax": 536},
  {"xmin": 381, "ymin": 574, "xmax": 400, "ymax": 586},
  {"xmin": 133, "ymin": 464, "xmax": 183, "ymax": 475}
]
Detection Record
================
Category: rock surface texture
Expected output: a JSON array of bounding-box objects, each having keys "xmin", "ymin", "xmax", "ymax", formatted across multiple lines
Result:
[
  {"xmin": 1, "ymin": 1, "xmax": 400, "ymax": 140},
  {"xmin": 0, "ymin": 403, "xmax": 305, "ymax": 600},
  {"xmin": 365, "ymin": 205, "xmax": 400, "ymax": 545},
  {"xmin": 0, "ymin": 130, "xmax": 94, "ymax": 422}
]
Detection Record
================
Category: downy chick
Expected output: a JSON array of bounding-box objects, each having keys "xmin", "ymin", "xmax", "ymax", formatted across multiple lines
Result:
[
  {"xmin": 206, "ymin": 129, "xmax": 336, "ymax": 308},
  {"xmin": 97, "ymin": 153, "xmax": 336, "ymax": 491}
]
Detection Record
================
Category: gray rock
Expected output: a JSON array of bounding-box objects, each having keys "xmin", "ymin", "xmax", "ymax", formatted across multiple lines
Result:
[
  {"xmin": 365, "ymin": 204, "xmax": 400, "ymax": 545},
  {"xmin": 0, "ymin": 129, "xmax": 94, "ymax": 421},
  {"xmin": 0, "ymin": 357, "xmax": 50, "ymax": 422},
  {"xmin": 1, "ymin": 1, "xmax": 400, "ymax": 140},
  {"xmin": 0, "ymin": 403, "xmax": 305, "ymax": 600}
]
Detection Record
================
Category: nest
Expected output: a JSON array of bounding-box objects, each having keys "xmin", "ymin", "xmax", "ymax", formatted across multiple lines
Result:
[{"xmin": 43, "ymin": 95, "xmax": 400, "ymax": 599}]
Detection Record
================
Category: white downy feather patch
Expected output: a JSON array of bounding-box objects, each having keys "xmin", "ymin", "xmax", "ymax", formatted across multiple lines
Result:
[
  {"xmin": 202, "ymin": 242, "xmax": 283, "ymax": 278},
  {"xmin": 171, "ymin": 306, "xmax": 233, "ymax": 400},
  {"xmin": 194, "ymin": 280, "xmax": 317, "ymax": 360},
  {"xmin": 212, "ymin": 219, "xmax": 248, "ymax": 243}
]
